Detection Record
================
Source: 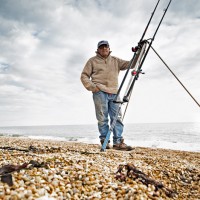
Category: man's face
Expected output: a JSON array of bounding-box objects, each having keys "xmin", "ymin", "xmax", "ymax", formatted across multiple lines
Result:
[{"xmin": 97, "ymin": 44, "xmax": 110, "ymax": 58}]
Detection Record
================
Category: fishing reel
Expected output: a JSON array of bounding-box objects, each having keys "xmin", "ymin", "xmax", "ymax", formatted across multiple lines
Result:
[
  {"xmin": 132, "ymin": 46, "xmax": 139, "ymax": 52},
  {"xmin": 132, "ymin": 40, "xmax": 147, "ymax": 52},
  {"xmin": 131, "ymin": 69, "xmax": 145, "ymax": 78}
]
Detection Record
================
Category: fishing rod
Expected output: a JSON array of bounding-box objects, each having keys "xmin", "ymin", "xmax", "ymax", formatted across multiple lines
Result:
[
  {"xmin": 122, "ymin": 0, "xmax": 172, "ymax": 103},
  {"xmin": 113, "ymin": 0, "xmax": 161, "ymax": 103},
  {"xmin": 101, "ymin": 0, "xmax": 172, "ymax": 152}
]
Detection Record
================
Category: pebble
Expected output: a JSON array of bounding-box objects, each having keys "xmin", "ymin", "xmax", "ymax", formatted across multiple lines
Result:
[{"xmin": 0, "ymin": 137, "xmax": 199, "ymax": 200}]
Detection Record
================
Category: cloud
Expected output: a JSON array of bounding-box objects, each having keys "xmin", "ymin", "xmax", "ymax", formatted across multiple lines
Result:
[{"xmin": 0, "ymin": 0, "xmax": 200, "ymax": 126}]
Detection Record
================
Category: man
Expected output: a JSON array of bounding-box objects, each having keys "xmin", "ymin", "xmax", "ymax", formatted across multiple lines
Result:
[{"xmin": 81, "ymin": 40, "xmax": 133, "ymax": 151}]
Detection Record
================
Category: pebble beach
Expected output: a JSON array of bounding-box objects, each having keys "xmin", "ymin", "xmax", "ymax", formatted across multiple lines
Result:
[{"xmin": 0, "ymin": 137, "xmax": 199, "ymax": 200}]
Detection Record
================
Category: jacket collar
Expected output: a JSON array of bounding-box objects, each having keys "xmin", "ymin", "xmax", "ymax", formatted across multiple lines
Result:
[{"xmin": 95, "ymin": 51, "xmax": 112, "ymax": 59}]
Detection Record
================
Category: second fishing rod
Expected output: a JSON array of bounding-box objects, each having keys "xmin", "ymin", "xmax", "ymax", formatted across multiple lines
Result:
[
  {"xmin": 113, "ymin": 0, "xmax": 161, "ymax": 104},
  {"xmin": 114, "ymin": 0, "xmax": 172, "ymax": 104}
]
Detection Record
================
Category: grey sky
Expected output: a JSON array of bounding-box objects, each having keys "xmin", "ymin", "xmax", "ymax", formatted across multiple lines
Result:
[{"xmin": 0, "ymin": 0, "xmax": 200, "ymax": 126}]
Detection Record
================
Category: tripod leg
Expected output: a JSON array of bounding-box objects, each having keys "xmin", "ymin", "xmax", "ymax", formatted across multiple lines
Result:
[
  {"xmin": 100, "ymin": 104, "xmax": 122, "ymax": 152},
  {"xmin": 151, "ymin": 45, "xmax": 200, "ymax": 108},
  {"xmin": 100, "ymin": 130, "xmax": 111, "ymax": 152}
]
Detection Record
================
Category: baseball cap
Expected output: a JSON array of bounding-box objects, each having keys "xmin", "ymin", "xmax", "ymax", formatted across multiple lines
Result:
[{"xmin": 97, "ymin": 40, "xmax": 109, "ymax": 48}]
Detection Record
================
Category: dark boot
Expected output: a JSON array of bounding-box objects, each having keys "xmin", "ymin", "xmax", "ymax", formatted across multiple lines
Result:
[
  {"xmin": 113, "ymin": 139, "xmax": 133, "ymax": 151},
  {"xmin": 100, "ymin": 139, "xmax": 111, "ymax": 149}
]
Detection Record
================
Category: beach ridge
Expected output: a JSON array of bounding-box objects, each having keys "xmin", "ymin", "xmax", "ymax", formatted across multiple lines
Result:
[{"xmin": 0, "ymin": 137, "xmax": 199, "ymax": 200}]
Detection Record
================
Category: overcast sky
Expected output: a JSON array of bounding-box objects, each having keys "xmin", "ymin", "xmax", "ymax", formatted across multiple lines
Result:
[{"xmin": 0, "ymin": 0, "xmax": 200, "ymax": 126}]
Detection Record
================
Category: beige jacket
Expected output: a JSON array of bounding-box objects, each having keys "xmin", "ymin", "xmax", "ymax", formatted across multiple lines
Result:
[{"xmin": 81, "ymin": 52, "xmax": 131, "ymax": 94}]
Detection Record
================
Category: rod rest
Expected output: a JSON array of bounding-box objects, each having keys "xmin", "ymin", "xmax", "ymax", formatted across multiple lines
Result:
[
  {"xmin": 113, "ymin": 100, "xmax": 124, "ymax": 104},
  {"xmin": 123, "ymin": 96, "xmax": 129, "ymax": 102}
]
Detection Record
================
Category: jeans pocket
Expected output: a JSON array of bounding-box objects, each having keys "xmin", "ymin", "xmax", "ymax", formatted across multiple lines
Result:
[{"xmin": 93, "ymin": 90, "xmax": 102, "ymax": 95}]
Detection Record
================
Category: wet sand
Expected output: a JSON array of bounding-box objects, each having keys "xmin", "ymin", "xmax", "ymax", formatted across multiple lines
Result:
[{"xmin": 0, "ymin": 137, "xmax": 199, "ymax": 200}]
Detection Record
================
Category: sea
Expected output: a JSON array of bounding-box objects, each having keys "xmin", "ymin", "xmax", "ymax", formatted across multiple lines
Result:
[{"xmin": 0, "ymin": 122, "xmax": 199, "ymax": 152}]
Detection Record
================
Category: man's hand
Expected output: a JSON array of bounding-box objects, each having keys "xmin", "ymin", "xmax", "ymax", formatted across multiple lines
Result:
[{"xmin": 93, "ymin": 87, "xmax": 100, "ymax": 93}]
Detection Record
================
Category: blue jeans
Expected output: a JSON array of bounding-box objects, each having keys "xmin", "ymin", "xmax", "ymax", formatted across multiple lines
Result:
[{"xmin": 93, "ymin": 91, "xmax": 123, "ymax": 144}]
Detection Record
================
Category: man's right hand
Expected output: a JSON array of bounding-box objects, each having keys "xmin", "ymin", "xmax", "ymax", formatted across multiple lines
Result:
[{"xmin": 93, "ymin": 87, "xmax": 100, "ymax": 93}]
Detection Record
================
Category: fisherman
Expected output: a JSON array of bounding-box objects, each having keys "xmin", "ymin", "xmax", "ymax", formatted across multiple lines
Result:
[{"xmin": 81, "ymin": 40, "xmax": 133, "ymax": 151}]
